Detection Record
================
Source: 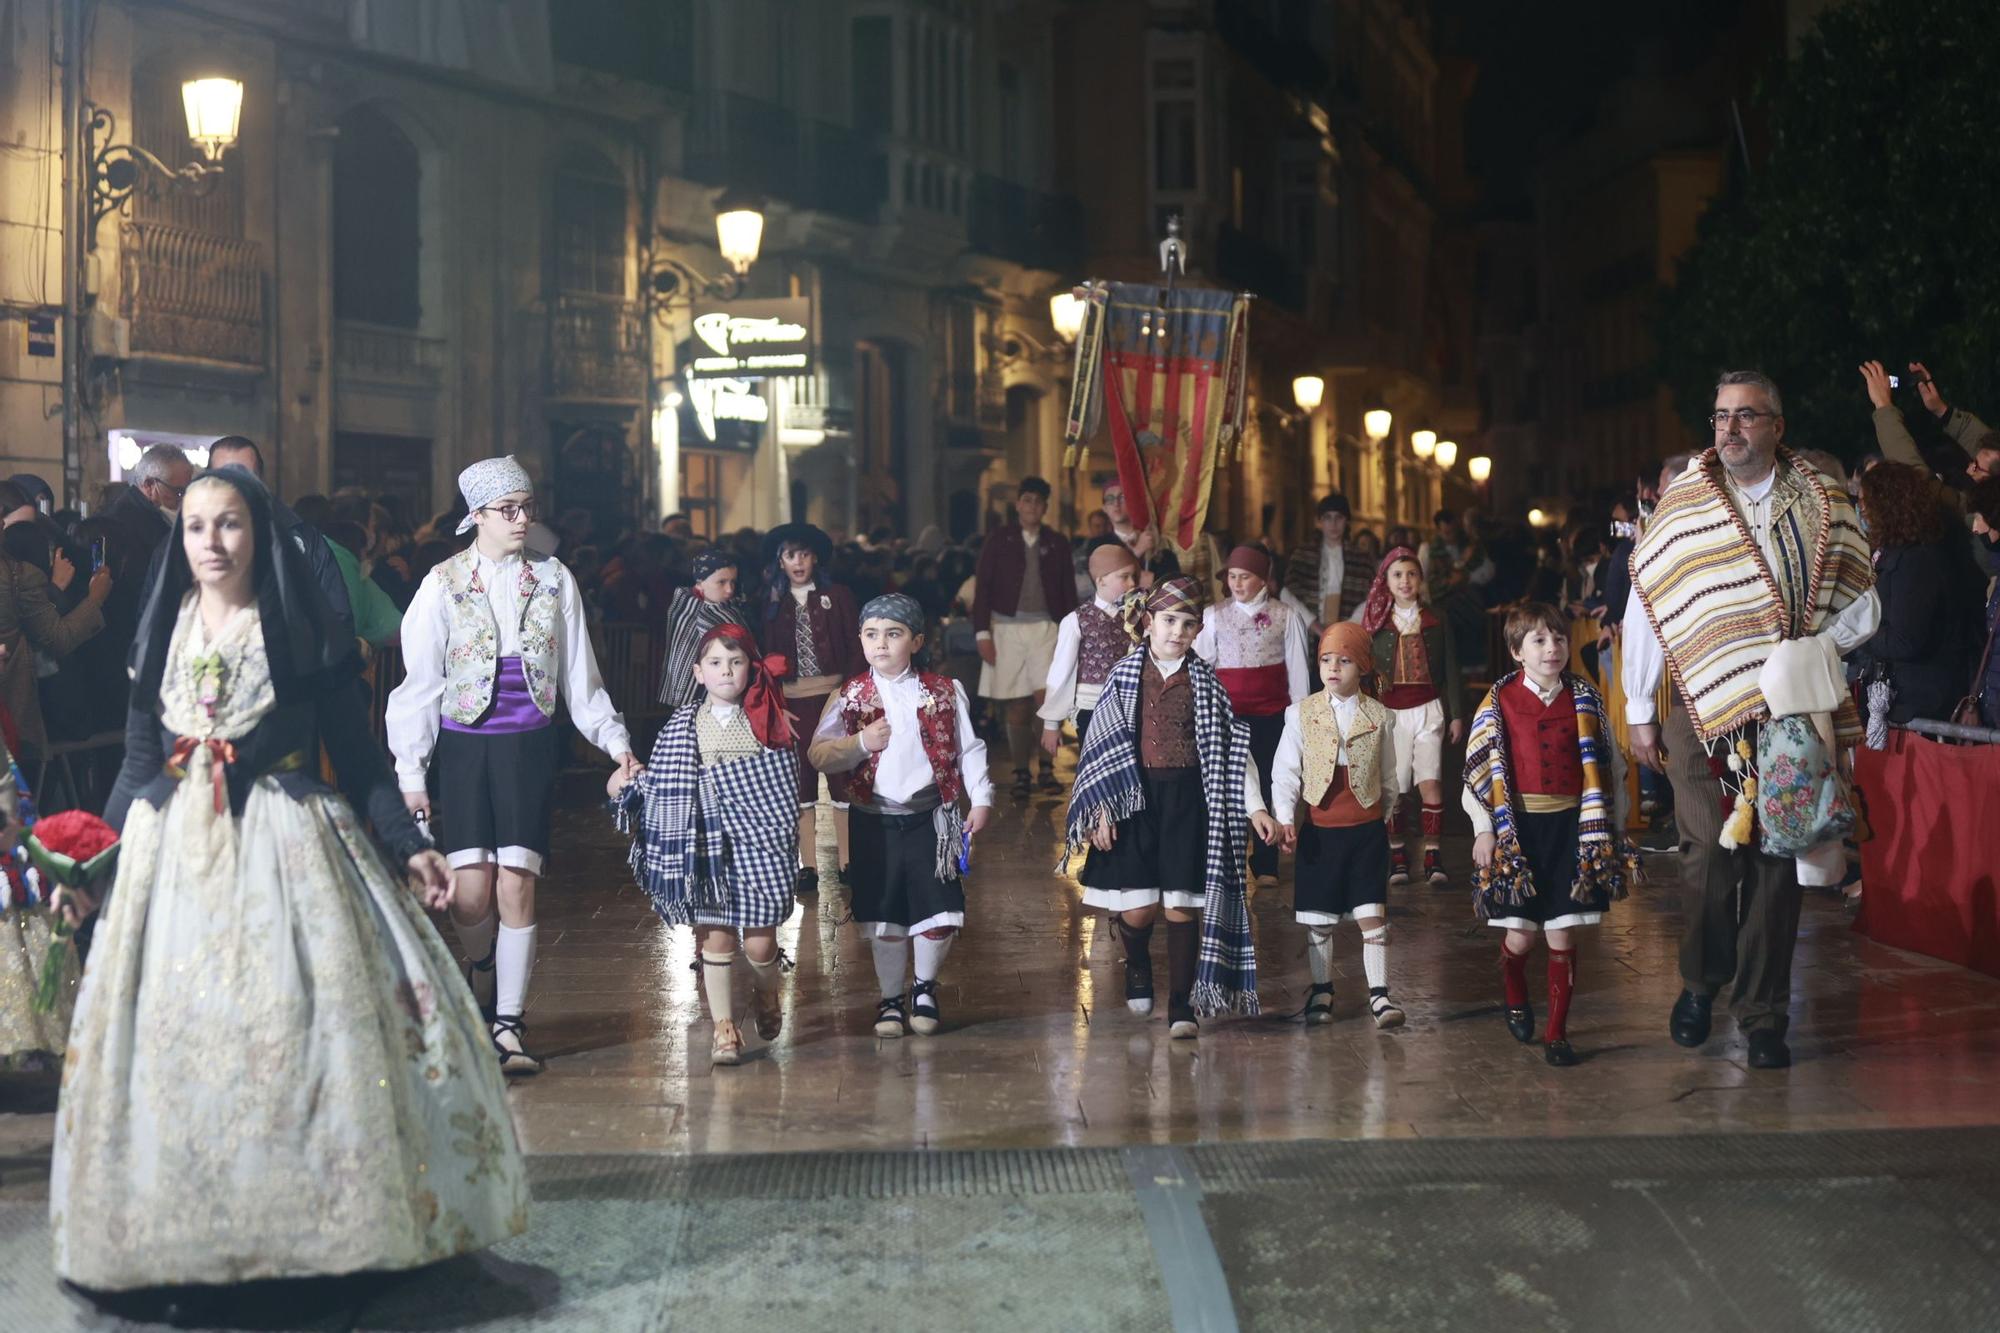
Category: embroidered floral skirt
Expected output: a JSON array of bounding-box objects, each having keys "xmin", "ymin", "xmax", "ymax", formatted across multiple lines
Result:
[
  {"xmin": 50, "ymin": 777, "xmax": 528, "ymax": 1289},
  {"xmin": 0, "ymin": 907, "xmax": 76, "ymax": 1060}
]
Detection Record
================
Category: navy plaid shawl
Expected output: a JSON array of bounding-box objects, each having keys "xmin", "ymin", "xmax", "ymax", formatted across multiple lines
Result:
[
  {"xmin": 1063, "ymin": 649, "xmax": 1258, "ymax": 1016},
  {"xmin": 615, "ymin": 704, "xmax": 798, "ymax": 926}
]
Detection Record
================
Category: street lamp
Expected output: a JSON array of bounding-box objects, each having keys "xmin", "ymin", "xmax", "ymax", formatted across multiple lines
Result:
[
  {"xmin": 85, "ymin": 76, "xmax": 244, "ymax": 247},
  {"xmin": 644, "ymin": 188, "xmax": 767, "ymax": 320},
  {"xmin": 1528, "ymin": 507, "xmax": 1548, "ymax": 528},
  {"xmin": 1363, "ymin": 408, "xmax": 1393, "ymax": 441},
  {"xmin": 1434, "ymin": 439, "xmax": 1459, "ymax": 470},
  {"xmin": 1467, "ymin": 455, "xmax": 1492, "ymax": 484},
  {"xmin": 1049, "ymin": 291, "xmax": 1086, "ymax": 344},
  {"xmin": 1411, "ymin": 429, "xmax": 1436, "ymax": 460},
  {"xmin": 1292, "ymin": 375, "xmax": 1325, "ymax": 413}
]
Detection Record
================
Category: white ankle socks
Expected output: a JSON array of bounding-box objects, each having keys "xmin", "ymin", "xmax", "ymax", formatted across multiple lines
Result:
[
  {"xmin": 871, "ymin": 936, "xmax": 908, "ymax": 999},
  {"xmin": 912, "ymin": 931, "xmax": 955, "ymax": 983},
  {"xmin": 701, "ymin": 950, "xmax": 736, "ymax": 1024},
  {"xmin": 495, "ymin": 922, "xmax": 538, "ymax": 1018},
  {"xmin": 1307, "ymin": 926, "xmax": 1337, "ymax": 985},
  {"xmin": 1361, "ymin": 925, "xmax": 1390, "ymax": 992},
  {"xmin": 452, "ymin": 909, "xmax": 498, "ymax": 967}
]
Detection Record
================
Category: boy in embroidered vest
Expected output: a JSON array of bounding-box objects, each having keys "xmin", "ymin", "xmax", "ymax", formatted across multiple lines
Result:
[
  {"xmin": 1040, "ymin": 540, "xmax": 1141, "ymax": 760},
  {"xmin": 809, "ymin": 593, "xmax": 993, "ymax": 1037},
  {"xmin": 760, "ymin": 522, "xmax": 863, "ymax": 899},
  {"xmin": 1194, "ymin": 545, "xmax": 1308, "ymax": 885},
  {"xmin": 1065, "ymin": 577, "xmax": 1279, "ymax": 1039},
  {"xmin": 388, "ymin": 456, "xmax": 638, "ymax": 1075},
  {"xmin": 611, "ymin": 622, "xmax": 798, "ymax": 1068},
  {"xmin": 1359, "ymin": 547, "xmax": 1466, "ymax": 888},
  {"xmin": 1270, "ymin": 622, "xmax": 1405, "ymax": 1029},
  {"xmin": 1463, "ymin": 603, "xmax": 1639, "ymax": 1067}
]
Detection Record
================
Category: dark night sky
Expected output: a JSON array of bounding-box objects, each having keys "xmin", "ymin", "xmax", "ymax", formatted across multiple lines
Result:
[{"xmin": 1436, "ymin": 0, "xmax": 1770, "ymax": 213}]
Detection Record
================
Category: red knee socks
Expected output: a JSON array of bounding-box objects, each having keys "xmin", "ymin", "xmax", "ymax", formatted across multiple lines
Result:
[
  {"xmin": 1421, "ymin": 803, "xmax": 1443, "ymax": 840},
  {"xmin": 1500, "ymin": 942, "xmax": 1531, "ymax": 1009},
  {"xmin": 1546, "ymin": 947, "xmax": 1576, "ymax": 1042}
]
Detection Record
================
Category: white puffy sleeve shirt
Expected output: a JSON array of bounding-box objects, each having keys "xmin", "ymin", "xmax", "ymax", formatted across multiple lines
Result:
[{"xmin": 387, "ymin": 551, "xmax": 632, "ymax": 792}]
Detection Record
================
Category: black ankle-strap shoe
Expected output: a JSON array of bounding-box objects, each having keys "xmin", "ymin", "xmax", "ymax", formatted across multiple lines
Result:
[{"xmin": 1505, "ymin": 1004, "xmax": 1536, "ymax": 1044}]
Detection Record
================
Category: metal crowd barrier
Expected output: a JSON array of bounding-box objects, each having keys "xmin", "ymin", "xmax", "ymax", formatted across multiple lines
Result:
[{"xmin": 1893, "ymin": 717, "xmax": 2000, "ymax": 746}]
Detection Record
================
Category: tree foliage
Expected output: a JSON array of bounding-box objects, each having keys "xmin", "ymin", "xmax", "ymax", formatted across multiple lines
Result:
[{"xmin": 1656, "ymin": 0, "xmax": 2000, "ymax": 459}]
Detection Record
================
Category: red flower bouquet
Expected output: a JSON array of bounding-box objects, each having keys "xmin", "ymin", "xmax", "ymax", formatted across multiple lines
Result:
[{"xmin": 23, "ymin": 810, "xmax": 119, "ymax": 1014}]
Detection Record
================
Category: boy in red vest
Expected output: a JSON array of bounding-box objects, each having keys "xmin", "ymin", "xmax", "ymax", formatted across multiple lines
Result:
[
  {"xmin": 1194, "ymin": 545, "xmax": 1309, "ymax": 884},
  {"xmin": 1463, "ymin": 603, "xmax": 1638, "ymax": 1067},
  {"xmin": 810, "ymin": 593, "xmax": 994, "ymax": 1038}
]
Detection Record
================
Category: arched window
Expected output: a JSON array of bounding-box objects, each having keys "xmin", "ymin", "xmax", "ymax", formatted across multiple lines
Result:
[
  {"xmin": 333, "ymin": 104, "xmax": 422, "ymax": 327},
  {"xmin": 553, "ymin": 148, "xmax": 628, "ymax": 298}
]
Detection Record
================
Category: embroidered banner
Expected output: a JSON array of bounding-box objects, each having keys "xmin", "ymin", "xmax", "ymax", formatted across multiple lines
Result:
[{"xmin": 1063, "ymin": 282, "xmax": 1249, "ymax": 561}]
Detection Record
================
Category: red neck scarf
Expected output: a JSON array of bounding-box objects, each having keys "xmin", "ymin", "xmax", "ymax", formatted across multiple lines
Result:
[{"xmin": 696, "ymin": 622, "xmax": 794, "ymax": 749}]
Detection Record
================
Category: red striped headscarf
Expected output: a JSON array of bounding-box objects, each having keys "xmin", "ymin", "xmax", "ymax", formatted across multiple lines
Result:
[{"xmin": 1360, "ymin": 547, "xmax": 1424, "ymax": 634}]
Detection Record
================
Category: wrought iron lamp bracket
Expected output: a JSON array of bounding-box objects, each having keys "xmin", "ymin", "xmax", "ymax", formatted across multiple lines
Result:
[{"xmin": 86, "ymin": 105, "xmax": 223, "ymax": 249}]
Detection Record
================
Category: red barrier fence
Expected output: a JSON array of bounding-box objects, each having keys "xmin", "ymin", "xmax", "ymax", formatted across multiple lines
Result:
[{"xmin": 1854, "ymin": 728, "xmax": 2000, "ymax": 978}]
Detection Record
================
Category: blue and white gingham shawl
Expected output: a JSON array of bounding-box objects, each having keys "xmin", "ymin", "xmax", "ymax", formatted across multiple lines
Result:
[
  {"xmin": 614, "ymin": 704, "xmax": 799, "ymax": 929},
  {"xmin": 1062, "ymin": 648, "xmax": 1258, "ymax": 1016}
]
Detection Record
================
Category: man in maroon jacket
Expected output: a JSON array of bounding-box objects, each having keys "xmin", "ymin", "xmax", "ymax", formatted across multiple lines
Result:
[{"xmin": 974, "ymin": 476, "xmax": 1078, "ymax": 797}]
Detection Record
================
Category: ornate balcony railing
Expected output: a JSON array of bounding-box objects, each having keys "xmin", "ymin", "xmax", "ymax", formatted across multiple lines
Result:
[
  {"xmin": 549, "ymin": 293, "xmax": 646, "ymax": 404},
  {"xmin": 119, "ymin": 220, "xmax": 265, "ymax": 367},
  {"xmin": 335, "ymin": 320, "xmax": 446, "ymax": 386}
]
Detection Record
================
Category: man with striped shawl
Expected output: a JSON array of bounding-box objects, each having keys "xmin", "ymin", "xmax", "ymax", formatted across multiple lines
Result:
[
  {"xmin": 1623, "ymin": 371, "xmax": 1878, "ymax": 1071},
  {"xmin": 1063, "ymin": 576, "xmax": 1279, "ymax": 1038},
  {"xmin": 614, "ymin": 622, "xmax": 798, "ymax": 1067}
]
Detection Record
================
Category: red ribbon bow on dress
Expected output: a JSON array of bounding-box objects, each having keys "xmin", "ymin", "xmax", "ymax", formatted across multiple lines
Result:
[{"xmin": 169, "ymin": 735, "xmax": 239, "ymax": 814}]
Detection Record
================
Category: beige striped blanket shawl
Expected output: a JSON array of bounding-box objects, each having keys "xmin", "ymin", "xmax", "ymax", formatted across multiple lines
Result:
[{"xmin": 1630, "ymin": 447, "xmax": 1873, "ymax": 744}]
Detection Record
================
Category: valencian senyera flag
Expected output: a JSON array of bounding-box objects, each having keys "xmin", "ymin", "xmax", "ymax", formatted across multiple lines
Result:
[{"xmin": 1063, "ymin": 281, "xmax": 1250, "ymax": 562}]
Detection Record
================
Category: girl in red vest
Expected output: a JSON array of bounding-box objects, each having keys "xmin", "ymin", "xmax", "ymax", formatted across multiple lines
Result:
[
  {"xmin": 1360, "ymin": 547, "xmax": 1465, "ymax": 887},
  {"xmin": 1194, "ymin": 545, "xmax": 1308, "ymax": 885},
  {"xmin": 809, "ymin": 593, "xmax": 992, "ymax": 1037}
]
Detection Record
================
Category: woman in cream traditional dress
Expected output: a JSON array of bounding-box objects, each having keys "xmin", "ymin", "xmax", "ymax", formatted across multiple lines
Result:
[{"xmin": 51, "ymin": 468, "xmax": 527, "ymax": 1294}]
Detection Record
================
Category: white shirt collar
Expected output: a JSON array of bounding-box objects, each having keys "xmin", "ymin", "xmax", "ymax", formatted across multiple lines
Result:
[
  {"xmin": 790, "ymin": 581, "xmax": 817, "ymax": 602},
  {"xmin": 873, "ymin": 665, "xmax": 917, "ymax": 686},
  {"xmin": 474, "ymin": 547, "xmax": 523, "ymax": 573},
  {"xmin": 706, "ymin": 698, "xmax": 742, "ymax": 721},
  {"xmin": 1020, "ymin": 525, "xmax": 1043, "ymax": 545},
  {"xmin": 1229, "ymin": 590, "xmax": 1270, "ymax": 611},
  {"xmin": 1327, "ymin": 688, "xmax": 1360, "ymax": 719},
  {"xmin": 1093, "ymin": 594, "xmax": 1122, "ymax": 613},
  {"xmin": 1392, "ymin": 602, "xmax": 1422, "ymax": 629},
  {"xmin": 1522, "ymin": 673, "xmax": 1564, "ymax": 705},
  {"xmin": 1150, "ymin": 651, "xmax": 1187, "ymax": 678}
]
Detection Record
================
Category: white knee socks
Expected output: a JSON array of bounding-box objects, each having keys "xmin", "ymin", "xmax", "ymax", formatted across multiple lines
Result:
[
  {"xmin": 495, "ymin": 922, "xmax": 538, "ymax": 1019},
  {"xmin": 701, "ymin": 950, "xmax": 736, "ymax": 1024},
  {"xmin": 871, "ymin": 936, "xmax": 908, "ymax": 999},
  {"xmin": 1306, "ymin": 926, "xmax": 1337, "ymax": 985},
  {"xmin": 452, "ymin": 909, "xmax": 498, "ymax": 966},
  {"xmin": 744, "ymin": 952, "xmax": 783, "ymax": 998},
  {"xmin": 1361, "ymin": 925, "xmax": 1390, "ymax": 993},
  {"xmin": 913, "ymin": 931, "xmax": 956, "ymax": 983}
]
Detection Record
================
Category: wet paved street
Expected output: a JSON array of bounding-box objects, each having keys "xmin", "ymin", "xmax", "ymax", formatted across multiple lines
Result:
[
  {"xmin": 5, "ymin": 746, "xmax": 2000, "ymax": 1329},
  {"xmin": 493, "ymin": 756, "xmax": 2000, "ymax": 1156}
]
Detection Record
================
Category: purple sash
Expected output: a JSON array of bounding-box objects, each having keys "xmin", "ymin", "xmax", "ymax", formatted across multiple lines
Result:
[{"xmin": 442, "ymin": 657, "xmax": 552, "ymax": 734}]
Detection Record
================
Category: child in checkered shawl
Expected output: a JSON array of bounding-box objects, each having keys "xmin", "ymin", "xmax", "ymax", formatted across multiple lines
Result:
[
  {"xmin": 612, "ymin": 622, "xmax": 799, "ymax": 1067},
  {"xmin": 1064, "ymin": 577, "xmax": 1280, "ymax": 1036}
]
